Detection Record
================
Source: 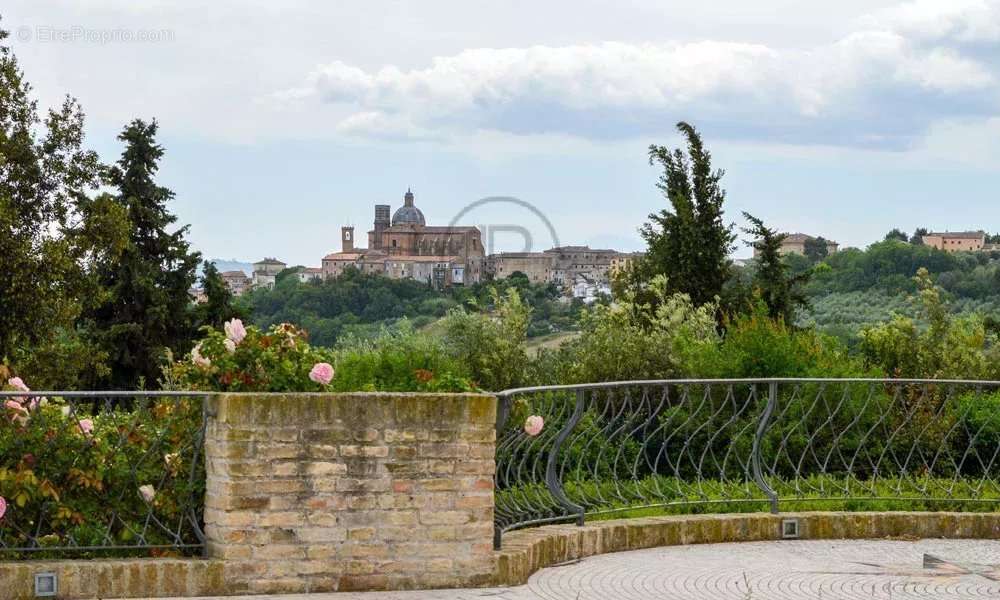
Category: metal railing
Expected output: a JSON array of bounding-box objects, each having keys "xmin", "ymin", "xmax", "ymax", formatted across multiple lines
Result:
[
  {"xmin": 0, "ymin": 391, "xmax": 209, "ymax": 558},
  {"xmin": 493, "ymin": 379, "xmax": 1000, "ymax": 548}
]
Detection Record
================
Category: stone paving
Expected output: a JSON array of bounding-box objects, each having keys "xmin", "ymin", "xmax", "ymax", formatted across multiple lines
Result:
[{"xmin": 162, "ymin": 538, "xmax": 1000, "ymax": 599}]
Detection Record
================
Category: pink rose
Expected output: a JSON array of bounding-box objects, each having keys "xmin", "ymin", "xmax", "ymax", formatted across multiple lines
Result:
[
  {"xmin": 224, "ymin": 318, "xmax": 247, "ymax": 345},
  {"xmin": 191, "ymin": 343, "xmax": 211, "ymax": 368},
  {"xmin": 78, "ymin": 418, "xmax": 94, "ymax": 436},
  {"xmin": 5, "ymin": 400, "xmax": 28, "ymax": 425},
  {"xmin": 524, "ymin": 415, "xmax": 544, "ymax": 436},
  {"xmin": 0, "ymin": 496, "xmax": 6, "ymax": 521},
  {"xmin": 138, "ymin": 484, "xmax": 156, "ymax": 503},
  {"xmin": 309, "ymin": 362, "xmax": 335, "ymax": 385},
  {"xmin": 8, "ymin": 377, "xmax": 29, "ymax": 392}
]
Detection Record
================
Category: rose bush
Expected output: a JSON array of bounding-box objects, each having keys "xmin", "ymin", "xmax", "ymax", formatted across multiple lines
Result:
[
  {"xmin": 166, "ymin": 320, "xmax": 474, "ymax": 393},
  {"xmin": 0, "ymin": 376, "xmax": 203, "ymax": 558},
  {"xmin": 165, "ymin": 320, "xmax": 340, "ymax": 392}
]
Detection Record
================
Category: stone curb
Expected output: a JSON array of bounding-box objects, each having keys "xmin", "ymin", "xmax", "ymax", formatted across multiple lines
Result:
[{"xmin": 491, "ymin": 511, "xmax": 1000, "ymax": 586}]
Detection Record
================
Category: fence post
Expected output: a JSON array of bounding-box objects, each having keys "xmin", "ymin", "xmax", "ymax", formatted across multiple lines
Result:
[
  {"xmin": 546, "ymin": 390, "xmax": 587, "ymax": 527},
  {"xmin": 493, "ymin": 394, "xmax": 510, "ymax": 550},
  {"xmin": 752, "ymin": 381, "xmax": 780, "ymax": 514}
]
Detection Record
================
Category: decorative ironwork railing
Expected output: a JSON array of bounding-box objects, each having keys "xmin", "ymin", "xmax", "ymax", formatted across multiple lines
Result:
[
  {"xmin": 493, "ymin": 379, "xmax": 1000, "ymax": 548},
  {"xmin": 0, "ymin": 391, "xmax": 209, "ymax": 558}
]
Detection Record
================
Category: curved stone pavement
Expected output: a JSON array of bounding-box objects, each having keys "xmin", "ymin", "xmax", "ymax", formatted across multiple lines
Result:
[{"xmin": 168, "ymin": 539, "xmax": 1000, "ymax": 600}]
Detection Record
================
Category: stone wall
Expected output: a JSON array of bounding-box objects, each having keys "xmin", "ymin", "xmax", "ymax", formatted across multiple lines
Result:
[{"xmin": 204, "ymin": 392, "xmax": 496, "ymax": 594}]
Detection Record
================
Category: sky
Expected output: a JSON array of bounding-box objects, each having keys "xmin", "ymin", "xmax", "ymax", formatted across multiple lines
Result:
[{"xmin": 4, "ymin": 0, "xmax": 1000, "ymax": 264}]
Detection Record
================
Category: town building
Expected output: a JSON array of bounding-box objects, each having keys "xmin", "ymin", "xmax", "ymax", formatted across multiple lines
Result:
[
  {"xmin": 296, "ymin": 267, "xmax": 324, "ymax": 283},
  {"xmin": 755, "ymin": 233, "xmax": 840, "ymax": 257},
  {"xmin": 252, "ymin": 258, "xmax": 287, "ymax": 289},
  {"xmin": 921, "ymin": 231, "xmax": 986, "ymax": 253},
  {"xmin": 489, "ymin": 252, "xmax": 553, "ymax": 284},
  {"xmin": 220, "ymin": 270, "xmax": 252, "ymax": 296},
  {"xmin": 488, "ymin": 246, "xmax": 635, "ymax": 292},
  {"xmin": 610, "ymin": 252, "xmax": 644, "ymax": 277},
  {"xmin": 322, "ymin": 189, "xmax": 485, "ymax": 288}
]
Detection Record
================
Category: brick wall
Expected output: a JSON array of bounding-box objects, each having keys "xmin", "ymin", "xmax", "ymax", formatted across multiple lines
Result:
[{"xmin": 204, "ymin": 392, "xmax": 497, "ymax": 594}]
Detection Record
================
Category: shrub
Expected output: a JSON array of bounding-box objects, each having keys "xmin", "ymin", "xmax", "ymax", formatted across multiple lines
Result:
[
  {"xmin": 440, "ymin": 288, "xmax": 531, "ymax": 391},
  {"xmin": 164, "ymin": 320, "xmax": 338, "ymax": 392},
  {"xmin": 331, "ymin": 323, "xmax": 474, "ymax": 392},
  {"xmin": 0, "ymin": 377, "xmax": 203, "ymax": 558}
]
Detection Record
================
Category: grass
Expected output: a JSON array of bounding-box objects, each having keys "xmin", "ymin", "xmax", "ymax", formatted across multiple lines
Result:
[{"xmin": 497, "ymin": 473, "xmax": 1000, "ymax": 527}]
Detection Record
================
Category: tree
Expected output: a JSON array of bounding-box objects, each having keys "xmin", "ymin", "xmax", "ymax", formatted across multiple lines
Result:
[
  {"xmin": 910, "ymin": 227, "xmax": 929, "ymax": 245},
  {"xmin": 196, "ymin": 261, "xmax": 245, "ymax": 330},
  {"xmin": 635, "ymin": 122, "xmax": 736, "ymax": 308},
  {"xmin": 85, "ymin": 119, "xmax": 202, "ymax": 389},
  {"xmin": 803, "ymin": 236, "xmax": 830, "ymax": 263},
  {"xmin": 884, "ymin": 228, "xmax": 909, "ymax": 243},
  {"xmin": 743, "ymin": 213, "xmax": 810, "ymax": 323},
  {"xmin": 0, "ymin": 22, "xmax": 126, "ymax": 374}
]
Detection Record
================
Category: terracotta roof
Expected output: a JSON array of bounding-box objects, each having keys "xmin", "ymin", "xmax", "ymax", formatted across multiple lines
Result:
[
  {"xmin": 386, "ymin": 255, "xmax": 461, "ymax": 263},
  {"xmin": 493, "ymin": 252, "xmax": 551, "ymax": 259},
  {"xmin": 254, "ymin": 258, "xmax": 286, "ymax": 265},
  {"xmin": 322, "ymin": 252, "xmax": 365, "ymax": 261},
  {"xmin": 927, "ymin": 231, "xmax": 986, "ymax": 239},
  {"xmin": 220, "ymin": 270, "xmax": 249, "ymax": 278}
]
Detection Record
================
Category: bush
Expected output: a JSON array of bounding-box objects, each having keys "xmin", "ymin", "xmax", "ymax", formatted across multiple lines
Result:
[
  {"xmin": 164, "ymin": 318, "xmax": 475, "ymax": 393},
  {"xmin": 164, "ymin": 321, "xmax": 338, "ymax": 392},
  {"xmin": 440, "ymin": 288, "xmax": 531, "ymax": 391},
  {"xmin": 331, "ymin": 323, "xmax": 474, "ymax": 392},
  {"xmin": 0, "ymin": 377, "xmax": 203, "ymax": 558}
]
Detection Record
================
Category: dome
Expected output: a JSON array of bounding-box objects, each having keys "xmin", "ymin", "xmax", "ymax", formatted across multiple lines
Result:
[{"xmin": 391, "ymin": 189, "xmax": 426, "ymax": 226}]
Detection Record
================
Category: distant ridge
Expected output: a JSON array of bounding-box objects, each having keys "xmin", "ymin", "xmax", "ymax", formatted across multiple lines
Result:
[{"xmin": 201, "ymin": 258, "xmax": 252, "ymax": 277}]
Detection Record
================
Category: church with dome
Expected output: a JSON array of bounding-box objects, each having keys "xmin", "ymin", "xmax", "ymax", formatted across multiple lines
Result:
[{"xmin": 321, "ymin": 189, "xmax": 485, "ymax": 287}]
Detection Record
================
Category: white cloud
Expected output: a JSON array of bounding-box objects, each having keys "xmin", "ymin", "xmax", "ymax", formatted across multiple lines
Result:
[
  {"xmin": 861, "ymin": 0, "xmax": 1000, "ymax": 43},
  {"xmin": 279, "ymin": 0, "xmax": 1000, "ymax": 149}
]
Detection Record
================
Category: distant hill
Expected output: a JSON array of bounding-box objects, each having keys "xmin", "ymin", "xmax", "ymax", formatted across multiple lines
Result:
[{"xmin": 204, "ymin": 258, "xmax": 252, "ymax": 276}]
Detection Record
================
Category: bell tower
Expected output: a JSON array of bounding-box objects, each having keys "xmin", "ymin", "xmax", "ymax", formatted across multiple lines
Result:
[{"xmin": 342, "ymin": 226, "xmax": 355, "ymax": 252}]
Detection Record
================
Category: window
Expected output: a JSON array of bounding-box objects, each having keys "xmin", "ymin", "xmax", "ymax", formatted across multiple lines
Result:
[{"xmin": 392, "ymin": 239, "xmax": 397, "ymax": 247}]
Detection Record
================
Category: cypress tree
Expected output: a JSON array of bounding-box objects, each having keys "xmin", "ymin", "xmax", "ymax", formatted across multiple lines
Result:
[
  {"xmin": 743, "ymin": 212, "xmax": 810, "ymax": 323},
  {"xmin": 636, "ymin": 122, "xmax": 736, "ymax": 308},
  {"xmin": 87, "ymin": 119, "xmax": 201, "ymax": 389}
]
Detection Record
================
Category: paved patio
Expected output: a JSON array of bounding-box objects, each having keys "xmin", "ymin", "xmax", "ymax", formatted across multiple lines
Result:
[{"xmin": 161, "ymin": 538, "xmax": 1000, "ymax": 599}]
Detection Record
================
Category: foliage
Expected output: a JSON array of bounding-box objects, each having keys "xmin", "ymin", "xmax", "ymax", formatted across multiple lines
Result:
[
  {"xmin": 246, "ymin": 267, "xmax": 582, "ymax": 348},
  {"xmin": 195, "ymin": 261, "xmax": 245, "ymax": 330},
  {"xmin": 0, "ymin": 25, "xmax": 125, "ymax": 364},
  {"xmin": 0, "ymin": 380, "xmax": 203, "ymax": 558},
  {"xmin": 164, "ymin": 321, "xmax": 338, "ymax": 392},
  {"xmin": 536, "ymin": 276, "xmax": 720, "ymax": 384},
  {"xmin": 165, "ymin": 319, "xmax": 475, "ymax": 393},
  {"xmin": 330, "ymin": 324, "xmax": 474, "ymax": 392},
  {"xmin": 632, "ymin": 122, "xmax": 736, "ymax": 308},
  {"xmin": 440, "ymin": 288, "xmax": 531, "ymax": 391},
  {"xmin": 83, "ymin": 120, "xmax": 201, "ymax": 390},
  {"xmin": 859, "ymin": 268, "xmax": 1000, "ymax": 379},
  {"xmin": 884, "ymin": 228, "xmax": 909, "ymax": 242},
  {"xmin": 246, "ymin": 267, "xmax": 458, "ymax": 347},
  {"xmin": 803, "ymin": 236, "xmax": 829, "ymax": 263},
  {"xmin": 742, "ymin": 212, "xmax": 811, "ymax": 323}
]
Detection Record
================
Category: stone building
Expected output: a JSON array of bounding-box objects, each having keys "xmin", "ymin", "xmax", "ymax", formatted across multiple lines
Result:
[
  {"xmin": 322, "ymin": 189, "xmax": 484, "ymax": 287},
  {"xmin": 489, "ymin": 246, "xmax": 632, "ymax": 291},
  {"xmin": 921, "ymin": 231, "xmax": 986, "ymax": 253},
  {"xmin": 754, "ymin": 233, "xmax": 839, "ymax": 257},
  {"xmin": 220, "ymin": 270, "xmax": 251, "ymax": 296},
  {"xmin": 252, "ymin": 258, "xmax": 287, "ymax": 289},
  {"xmin": 489, "ymin": 252, "xmax": 554, "ymax": 283}
]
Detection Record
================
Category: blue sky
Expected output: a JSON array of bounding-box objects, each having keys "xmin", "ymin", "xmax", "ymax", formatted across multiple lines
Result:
[{"xmin": 6, "ymin": 0, "xmax": 1000, "ymax": 264}]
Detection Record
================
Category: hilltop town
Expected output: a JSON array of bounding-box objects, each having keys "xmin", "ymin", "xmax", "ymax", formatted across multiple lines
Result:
[
  {"xmin": 216, "ymin": 189, "xmax": 644, "ymax": 303},
  {"xmin": 214, "ymin": 189, "xmax": 996, "ymax": 304}
]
